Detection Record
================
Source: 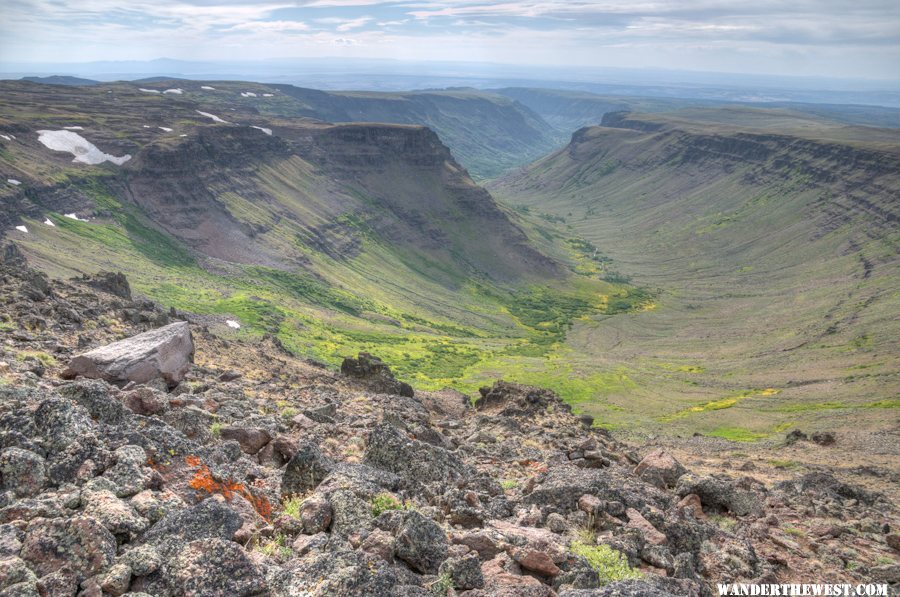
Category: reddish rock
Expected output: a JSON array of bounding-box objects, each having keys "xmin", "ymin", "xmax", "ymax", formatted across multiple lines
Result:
[
  {"xmin": 578, "ymin": 494, "xmax": 602, "ymax": 516},
  {"xmin": 121, "ymin": 387, "xmax": 168, "ymax": 416},
  {"xmin": 676, "ymin": 494, "xmax": 706, "ymax": 519},
  {"xmin": 626, "ymin": 508, "xmax": 668, "ymax": 546},
  {"xmin": 299, "ymin": 497, "xmax": 333, "ymax": 534},
  {"xmin": 20, "ymin": 516, "xmax": 116, "ymax": 581},
  {"xmin": 219, "ymin": 427, "xmax": 272, "ymax": 455},
  {"xmin": 451, "ymin": 530, "xmax": 502, "ymax": 560},
  {"xmin": 510, "ymin": 547, "xmax": 561, "ymax": 577},
  {"xmin": 634, "ymin": 449, "xmax": 686, "ymax": 489}
]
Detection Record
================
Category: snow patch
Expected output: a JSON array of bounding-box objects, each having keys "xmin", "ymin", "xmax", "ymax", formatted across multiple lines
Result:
[
  {"xmin": 65, "ymin": 213, "xmax": 89, "ymax": 222},
  {"xmin": 262, "ymin": 93, "xmax": 274, "ymax": 97},
  {"xmin": 163, "ymin": 88, "xmax": 183, "ymax": 95},
  {"xmin": 226, "ymin": 320, "xmax": 241, "ymax": 329},
  {"xmin": 63, "ymin": 126, "xmax": 84, "ymax": 130},
  {"xmin": 201, "ymin": 86, "xmax": 216, "ymax": 90},
  {"xmin": 7, "ymin": 179, "xmax": 21, "ymax": 186},
  {"xmin": 251, "ymin": 125, "xmax": 272, "ymax": 136},
  {"xmin": 196, "ymin": 110, "xmax": 229, "ymax": 124},
  {"xmin": 179, "ymin": 134, "xmax": 187, "ymax": 137},
  {"xmin": 37, "ymin": 130, "xmax": 131, "ymax": 166},
  {"xmin": 158, "ymin": 127, "xmax": 173, "ymax": 132},
  {"xmin": 43, "ymin": 218, "xmax": 55, "ymax": 227},
  {"xmin": 240, "ymin": 92, "xmax": 257, "ymax": 98},
  {"xmin": 139, "ymin": 88, "xmax": 160, "ymax": 94},
  {"xmin": 0, "ymin": 135, "xmax": 11, "ymax": 141},
  {"xmin": 143, "ymin": 125, "xmax": 151, "ymax": 128},
  {"xmin": 14, "ymin": 225, "xmax": 28, "ymax": 234}
]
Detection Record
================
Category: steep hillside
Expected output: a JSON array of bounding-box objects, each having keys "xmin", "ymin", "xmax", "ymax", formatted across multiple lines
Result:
[
  {"xmin": 0, "ymin": 80, "xmax": 642, "ymax": 394},
  {"xmin": 490, "ymin": 108, "xmax": 900, "ymax": 439}
]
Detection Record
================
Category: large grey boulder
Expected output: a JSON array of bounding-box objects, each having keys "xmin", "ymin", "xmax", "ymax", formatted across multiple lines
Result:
[{"xmin": 62, "ymin": 321, "xmax": 194, "ymax": 387}]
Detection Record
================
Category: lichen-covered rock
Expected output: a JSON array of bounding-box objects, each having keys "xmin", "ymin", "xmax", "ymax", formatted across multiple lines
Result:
[
  {"xmin": 142, "ymin": 497, "xmax": 241, "ymax": 557},
  {"xmin": 58, "ymin": 380, "xmax": 128, "ymax": 425},
  {"xmin": 81, "ymin": 487, "xmax": 148, "ymax": 542},
  {"xmin": 364, "ymin": 422, "xmax": 469, "ymax": 485},
  {"xmin": 676, "ymin": 474, "xmax": 761, "ymax": 517},
  {"xmin": 63, "ymin": 321, "xmax": 194, "ymax": 387},
  {"xmin": 440, "ymin": 553, "xmax": 484, "ymax": 590},
  {"xmin": 299, "ymin": 496, "xmax": 332, "ymax": 534},
  {"xmin": 0, "ymin": 448, "xmax": 45, "ymax": 498},
  {"xmin": 20, "ymin": 515, "xmax": 117, "ymax": 581},
  {"xmin": 281, "ymin": 443, "xmax": 334, "ymax": 496},
  {"xmin": 168, "ymin": 538, "xmax": 267, "ymax": 597},
  {"xmin": 219, "ymin": 427, "xmax": 271, "ymax": 455},
  {"xmin": 394, "ymin": 510, "xmax": 448, "ymax": 574}
]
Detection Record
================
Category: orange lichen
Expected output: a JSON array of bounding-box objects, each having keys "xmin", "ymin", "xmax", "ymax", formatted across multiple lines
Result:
[{"xmin": 185, "ymin": 455, "xmax": 273, "ymax": 521}]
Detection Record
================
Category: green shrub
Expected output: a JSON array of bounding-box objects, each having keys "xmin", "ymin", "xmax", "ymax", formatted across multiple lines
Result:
[
  {"xmin": 282, "ymin": 495, "xmax": 305, "ymax": 519},
  {"xmin": 500, "ymin": 479, "xmax": 518, "ymax": 490},
  {"xmin": 429, "ymin": 572, "xmax": 453, "ymax": 596},
  {"xmin": 371, "ymin": 493, "xmax": 402, "ymax": 517},
  {"xmin": 570, "ymin": 541, "xmax": 641, "ymax": 585}
]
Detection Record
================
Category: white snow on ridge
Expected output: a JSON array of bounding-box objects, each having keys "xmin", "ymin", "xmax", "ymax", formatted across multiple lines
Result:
[
  {"xmin": 226, "ymin": 320, "xmax": 241, "ymax": 329},
  {"xmin": 263, "ymin": 93, "xmax": 273, "ymax": 97},
  {"xmin": 15, "ymin": 225, "xmax": 28, "ymax": 234},
  {"xmin": 7, "ymin": 179, "xmax": 21, "ymax": 186},
  {"xmin": 44, "ymin": 218, "xmax": 55, "ymax": 227},
  {"xmin": 0, "ymin": 135, "xmax": 11, "ymax": 141},
  {"xmin": 63, "ymin": 126, "xmax": 84, "ymax": 130},
  {"xmin": 201, "ymin": 86, "xmax": 216, "ymax": 90},
  {"xmin": 143, "ymin": 125, "xmax": 151, "ymax": 128},
  {"xmin": 159, "ymin": 127, "xmax": 173, "ymax": 132},
  {"xmin": 240, "ymin": 92, "xmax": 257, "ymax": 98},
  {"xmin": 250, "ymin": 126, "xmax": 272, "ymax": 136},
  {"xmin": 195, "ymin": 111, "xmax": 229, "ymax": 124},
  {"xmin": 65, "ymin": 213, "xmax": 89, "ymax": 222},
  {"xmin": 164, "ymin": 88, "xmax": 183, "ymax": 95},
  {"xmin": 139, "ymin": 88, "xmax": 160, "ymax": 94},
  {"xmin": 37, "ymin": 130, "xmax": 131, "ymax": 166}
]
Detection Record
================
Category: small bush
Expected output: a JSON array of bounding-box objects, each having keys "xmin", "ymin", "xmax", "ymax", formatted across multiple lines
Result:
[
  {"xmin": 570, "ymin": 541, "xmax": 641, "ymax": 585},
  {"xmin": 257, "ymin": 533, "xmax": 292, "ymax": 559},
  {"xmin": 282, "ymin": 495, "xmax": 305, "ymax": 519},
  {"xmin": 500, "ymin": 479, "xmax": 518, "ymax": 490},
  {"xmin": 371, "ymin": 493, "xmax": 402, "ymax": 517},
  {"xmin": 210, "ymin": 421, "xmax": 223, "ymax": 437},
  {"xmin": 429, "ymin": 572, "xmax": 453, "ymax": 596}
]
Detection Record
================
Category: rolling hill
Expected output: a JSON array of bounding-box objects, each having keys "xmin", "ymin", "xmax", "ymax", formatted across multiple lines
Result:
[{"xmin": 490, "ymin": 107, "xmax": 900, "ymax": 439}]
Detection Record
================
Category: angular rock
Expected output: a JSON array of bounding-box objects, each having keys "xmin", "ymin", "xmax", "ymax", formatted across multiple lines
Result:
[
  {"xmin": 364, "ymin": 422, "xmax": 468, "ymax": 485},
  {"xmin": 394, "ymin": 510, "xmax": 449, "ymax": 574},
  {"xmin": 20, "ymin": 515, "xmax": 117, "ymax": 581},
  {"xmin": 62, "ymin": 321, "xmax": 194, "ymax": 387},
  {"xmin": 626, "ymin": 508, "xmax": 667, "ymax": 546},
  {"xmin": 633, "ymin": 449, "xmax": 686, "ymax": 489},
  {"xmin": 85, "ymin": 271, "xmax": 132, "ymax": 300},
  {"xmin": 143, "ymin": 497, "xmax": 242, "ymax": 557},
  {"xmin": 510, "ymin": 547, "xmax": 561, "ymax": 577},
  {"xmin": 440, "ymin": 554, "xmax": 485, "ymax": 590},
  {"xmin": 341, "ymin": 352, "xmax": 413, "ymax": 397},
  {"xmin": 169, "ymin": 538, "xmax": 267, "ymax": 596},
  {"xmin": 219, "ymin": 427, "xmax": 271, "ymax": 455},
  {"xmin": 0, "ymin": 448, "xmax": 46, "ymax": 498},
  {"xmin": 299, "ymin": 496, "xmax": 333, "ymax": 534},
  {"xmin": 281, "ymin": 443, "xmax": 334, "ymax": 497}
]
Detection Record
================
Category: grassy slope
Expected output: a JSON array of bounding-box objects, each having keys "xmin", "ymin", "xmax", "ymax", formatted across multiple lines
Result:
[
  {"xmin": 0, "ymin": 80, "xmax": 648, "ymax": 403},
  {"xmin": 489, "ymin": 109, "xmax": 900, "ymax": 439}
]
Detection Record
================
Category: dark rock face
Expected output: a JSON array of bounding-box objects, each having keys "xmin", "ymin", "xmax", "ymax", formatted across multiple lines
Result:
[
  {"xmin": 84, "ymin": 271, "xmax": 132, "ymax": 300},
  {"xmin": 364, "ymin": 422, "xmax": 469, "ymax": 485},
  {"xmin": 340, "ymin": 352, "xmax": 414, "ymax": 397},
  {"xmin": 168, "ymin": 538, "xmax": 267, "ymax": 597},
  {"xmin": 394, "ymin": 510, "xmax": 449, "ymax": 573},
  {"xmin": 281, "ymin": 443, "xmax": 334, "ymax": 496},
  {"xmin": 676, "ymin": 474, "xmax": 761, "ymax": 517},
  {"xmin": 20, "ymin": 516, "xmax": 117, "ymax": 582},
  {"xmin": 63, "ymin": 321, "xmax": 194, "ymax": 387},
  {"xmin": 143, "ymin": 498, "xmax": 242, "ymax": 557}
]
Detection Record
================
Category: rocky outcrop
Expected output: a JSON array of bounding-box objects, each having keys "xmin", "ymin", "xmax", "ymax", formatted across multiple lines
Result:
[
  {"xmin": 340, "ymin": 352, "xmax": 414, "ymax": 397},
  {"xmin": 0, "ymin": 260, "xmax": 896, "ymax": 596},
  {"xmin": 62, "ymin": 321, "xmax": 194, "ymax": 387}
]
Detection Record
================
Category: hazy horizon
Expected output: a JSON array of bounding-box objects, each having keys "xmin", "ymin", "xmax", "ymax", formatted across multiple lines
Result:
[{"xmin": 2, "ymin": 1, "xmax": 899, "ymax": 83}]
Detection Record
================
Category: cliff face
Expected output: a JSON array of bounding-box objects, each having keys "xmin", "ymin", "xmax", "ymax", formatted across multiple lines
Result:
[{"xmin": 0, "ymin": 81, "xmax": 560, "ymax": 283}]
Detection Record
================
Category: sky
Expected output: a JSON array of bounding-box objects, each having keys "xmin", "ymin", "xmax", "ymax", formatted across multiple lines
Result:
[{"xmin": 1, "ymin": 0, "xmax": 899, "ymax": 81}]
